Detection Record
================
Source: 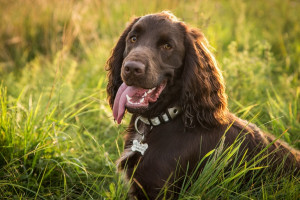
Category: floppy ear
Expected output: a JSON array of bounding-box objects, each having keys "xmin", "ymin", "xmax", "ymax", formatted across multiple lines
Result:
[
  {"xmin": 106, "ymin": 17, "xmax": 140, "ymax": 108},
  {"xmin": 181, "ymin": 27, "xmax": 228, "ymax": 128}
]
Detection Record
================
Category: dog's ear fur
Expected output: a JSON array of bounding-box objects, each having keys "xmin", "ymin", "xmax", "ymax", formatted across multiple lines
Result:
[
  {"xmin": 181, "ymin": 26, "xmax": 228, "ymax": 128},
  {"xmin": 106, "ymin": 17, "xmax": 140, "ymax": 108}
]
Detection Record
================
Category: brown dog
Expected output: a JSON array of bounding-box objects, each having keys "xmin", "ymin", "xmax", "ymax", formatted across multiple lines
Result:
[{"xmin": 106, "ymin": 12, "xmax": 299, "ymax": 199}]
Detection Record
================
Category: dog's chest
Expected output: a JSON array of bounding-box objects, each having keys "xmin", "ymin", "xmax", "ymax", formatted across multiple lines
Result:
[{"xmin": 117, "ymin": 125, "xmax": 198, "ymax": 175}]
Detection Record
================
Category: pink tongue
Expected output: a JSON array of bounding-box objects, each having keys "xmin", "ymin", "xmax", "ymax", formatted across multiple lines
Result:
[
  {"xmin": 113, "ymin": 83, "xmax": 149, "ymax": 124},
  {"xmin": 112, "ymin": 83, "xmax": 127, "ymax": 124}
]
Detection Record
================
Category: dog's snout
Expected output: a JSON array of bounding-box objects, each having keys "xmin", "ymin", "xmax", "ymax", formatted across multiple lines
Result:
[{"xmin": 124, "ymin": 61, "xmax": 146, "ymax": 77}]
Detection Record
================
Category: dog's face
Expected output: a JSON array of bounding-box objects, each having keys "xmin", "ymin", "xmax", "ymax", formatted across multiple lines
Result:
[
  {"xmin": 107, "ymin": 12, "xmax": 228, "ymax": 127},
  {"xmin": 112, "ymin": 14, "xmax": 186, "ymax": 123},
  {"xmin": 122, "ymin": 15, "xmax": 185, "ymax": 89}
]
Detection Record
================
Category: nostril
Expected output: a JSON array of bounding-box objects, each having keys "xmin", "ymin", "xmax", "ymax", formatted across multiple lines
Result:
[
  {"xmin": 124, "ymin": 66, "xmax": 130, "ymax": 73},
  {"xmin": 134, "ymin": 68, "xmax": 142, "ymax": 74}
]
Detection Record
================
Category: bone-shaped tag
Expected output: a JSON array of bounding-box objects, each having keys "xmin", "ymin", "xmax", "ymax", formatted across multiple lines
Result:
[{"xmin": 131, "ymin": 139, "xmax": 148, "ymax": 155}]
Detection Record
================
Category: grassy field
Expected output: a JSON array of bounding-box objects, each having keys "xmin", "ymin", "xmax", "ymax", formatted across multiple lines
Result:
[{"xmin": 0, "ymin": 0, "xmax": 299, "ymax": 199}]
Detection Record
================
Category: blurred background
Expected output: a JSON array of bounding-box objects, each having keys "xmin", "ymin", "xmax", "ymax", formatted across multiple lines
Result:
[{"xmin": 0, "ymin": 0, "xmax": 299, "ymax": 199}]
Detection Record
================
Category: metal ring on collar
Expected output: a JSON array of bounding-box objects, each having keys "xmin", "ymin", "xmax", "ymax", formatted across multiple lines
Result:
[{"xmin": 134, "ymin": 116, "xmax": 144, "ymax": 135}]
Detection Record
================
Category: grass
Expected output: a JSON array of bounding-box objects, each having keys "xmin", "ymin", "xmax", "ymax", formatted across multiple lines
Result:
[{"xmin": 0, "ymin": 0, "xmax": 299, "ymax": 199}]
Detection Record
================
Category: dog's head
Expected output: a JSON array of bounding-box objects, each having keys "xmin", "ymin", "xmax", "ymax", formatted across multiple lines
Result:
[{"xmin": 106, "ymin": 12, "xmax": 228, "ymax": 127}]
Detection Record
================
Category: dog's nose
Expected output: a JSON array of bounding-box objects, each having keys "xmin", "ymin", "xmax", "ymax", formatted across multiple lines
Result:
[{"xmin": 123, "ymin": 61, "xmax": 145, "ymax": 77}]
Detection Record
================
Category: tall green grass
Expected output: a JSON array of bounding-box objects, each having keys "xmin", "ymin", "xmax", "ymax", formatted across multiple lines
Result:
[{"xmin": 0, "ymin": 0, "xmax": 299, "ymax": 199}]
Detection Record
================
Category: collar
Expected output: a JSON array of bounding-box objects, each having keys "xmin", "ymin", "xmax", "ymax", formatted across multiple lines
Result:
[{"xmin": 134, "ymin": 106, "xmax": 181, "ymax": 135}]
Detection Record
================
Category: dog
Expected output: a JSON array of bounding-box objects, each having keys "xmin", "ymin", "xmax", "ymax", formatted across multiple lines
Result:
[{"xmin": 106, "ymin": 11, "xmax": 300, "ymax": 199}]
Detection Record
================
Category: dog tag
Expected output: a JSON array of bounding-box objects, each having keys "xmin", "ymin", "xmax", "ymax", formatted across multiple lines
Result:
[{"xmin": 131, "ymin": 139, "xmax": 148, "ymax": 155}]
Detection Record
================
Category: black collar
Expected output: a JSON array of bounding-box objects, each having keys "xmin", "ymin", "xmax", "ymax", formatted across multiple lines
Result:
[{"xmin": 134, "ymin": 106, "xmax": 182, "ymax": 134}]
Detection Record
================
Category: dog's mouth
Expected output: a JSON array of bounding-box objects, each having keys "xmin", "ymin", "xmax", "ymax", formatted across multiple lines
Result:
[{"xmin": 113, "ymin": 80, "xmax": 167, "ymax": 124}]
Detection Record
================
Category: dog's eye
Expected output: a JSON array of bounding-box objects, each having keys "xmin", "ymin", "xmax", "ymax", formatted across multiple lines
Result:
[
  {"xmin": 130, "ymin": 36, "xmax": 137, "ymax": 43},
  {"xmin": 163, "ymin": 43, "xmax": 172, "ymax": 50}
]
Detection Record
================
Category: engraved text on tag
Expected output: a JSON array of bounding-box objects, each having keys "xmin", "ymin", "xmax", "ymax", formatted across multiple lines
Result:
[{"xmin": 131, "ymin": 139, "xmax": 148, "ymax": 155}]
